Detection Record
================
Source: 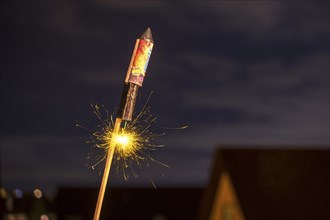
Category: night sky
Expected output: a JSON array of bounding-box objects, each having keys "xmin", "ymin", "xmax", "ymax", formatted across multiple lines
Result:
[{"xmin": 1, "ymin": 1, "xmax": 329, "ymax": 195}]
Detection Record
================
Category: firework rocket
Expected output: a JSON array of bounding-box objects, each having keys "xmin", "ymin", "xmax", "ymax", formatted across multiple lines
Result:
[
  {"xmin": 93, "ymin": 28, "xmax": 154, "ymax": 220},
  {"xmin": 118, "ymin": 28, "xmax": 154, "ymax": 121}
]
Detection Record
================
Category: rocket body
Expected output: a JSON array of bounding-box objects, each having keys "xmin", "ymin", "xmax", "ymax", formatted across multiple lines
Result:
[{"xmin": 118, "ymin": 28, "xmax": 154, "ymax": 121}]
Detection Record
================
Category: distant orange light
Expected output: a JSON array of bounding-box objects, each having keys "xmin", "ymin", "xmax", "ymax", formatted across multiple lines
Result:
[
  {"xmin": 0, "ymin": 187, "xmax": 7, "ymax": 198},
  {"xmin": 40, "ymin": 214, "xmax": 49, "ymax": 220},
  {"xmin": 33, "ymin": 188, "xmax": 42, "ymax": 199}
]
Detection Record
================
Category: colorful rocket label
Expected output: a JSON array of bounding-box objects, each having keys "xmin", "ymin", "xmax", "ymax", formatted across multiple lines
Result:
[{"xmin": 129, "ymin": 39, "xmax": 153, "ymax": 86}]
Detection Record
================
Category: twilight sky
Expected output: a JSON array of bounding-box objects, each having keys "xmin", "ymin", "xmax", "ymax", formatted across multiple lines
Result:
[{"xmin": 1, "ymin": 1, "xmax": 329, "ymax": 194}]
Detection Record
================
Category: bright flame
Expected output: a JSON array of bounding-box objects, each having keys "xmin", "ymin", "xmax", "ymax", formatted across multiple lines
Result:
[
  {"xmin": 110, "ymin": 130, "xmax": 139, "ymax": 157},
  {"xmin": 113, "ymin": 134, "xmax": 130, "ymax": 146}
]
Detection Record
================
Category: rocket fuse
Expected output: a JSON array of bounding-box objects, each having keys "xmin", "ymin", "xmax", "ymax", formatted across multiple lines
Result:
[{"xmin": 117, "ymin": 28, "xmax": 154, "ymax": 121}]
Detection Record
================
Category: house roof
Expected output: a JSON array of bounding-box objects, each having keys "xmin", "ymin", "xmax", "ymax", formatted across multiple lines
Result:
[{"xmin": 199, "ymin": 148, "xmax": 330, "ymax": 220}]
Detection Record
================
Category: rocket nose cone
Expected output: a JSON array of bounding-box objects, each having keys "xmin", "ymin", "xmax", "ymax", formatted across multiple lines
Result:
[{"xmin": 141, "ymin": 27, "xmax": 153, "ymax": 42}]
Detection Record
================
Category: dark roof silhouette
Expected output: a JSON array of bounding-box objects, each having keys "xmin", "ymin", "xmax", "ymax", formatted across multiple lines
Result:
[
  {"xmin": 199, "ymin": 148, "xmax": 330, "ymax": 220},
  {"xmin": 57, "ymin": 187, "xmax": 202, "ymax": 220}
]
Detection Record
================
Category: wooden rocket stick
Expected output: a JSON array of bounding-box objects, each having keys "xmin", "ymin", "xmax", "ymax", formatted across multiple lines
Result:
[{"xmin": 93, "ymin": 117, "xmax": 122, "ymax": 220}]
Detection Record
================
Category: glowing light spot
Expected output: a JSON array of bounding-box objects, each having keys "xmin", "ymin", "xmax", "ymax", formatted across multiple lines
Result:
[
  {"xmin": 33, "ymin": 189, "xmax": 42, "ymax": 199},
  {"xmin": 6, "ymin": 214, "xmax": 15, "ymax": 220},
  {"xmin": 40, "ymin": 215, "xmax": 49, "ymax": 220},
  {"xmin": 110, "ymin": 130, "xmax": 139, "ymax": 157},
  {"xmin": 13, "ymin": 189, "xmax": 23, "ymax": 198},
  {"xmin": 113, "ymin": 134, "xmax": 130, "ymax": 147},
  {"xmin": 0, "ymin": 187, "xmax": 7, "ymax": 198}
]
